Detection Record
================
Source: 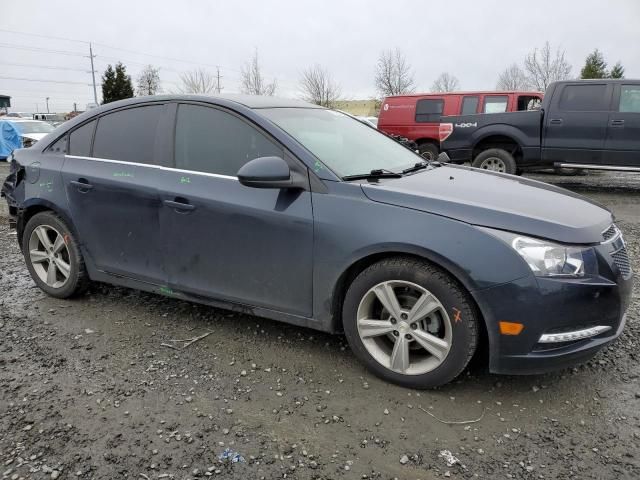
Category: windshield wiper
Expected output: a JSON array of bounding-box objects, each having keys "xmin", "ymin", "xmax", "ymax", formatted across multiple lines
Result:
[
  {"xmin": 402, "ymin": 161, "xmax": 430, "ymax": 174},
  {"xmin": 342, "ymin": 168, "xmax": 403, "ymax": 181}
]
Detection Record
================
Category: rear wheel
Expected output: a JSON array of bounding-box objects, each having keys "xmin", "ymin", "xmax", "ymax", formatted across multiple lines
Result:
[
  {"xmin": 342, "ymin": 257, "xmax": 479, "ymax": 388},
  {"xmin": 418, "ymin": 143, "xmax": 439, "ymax": 161},
  {"xmin": 472, "ymin": 148, "xmax": 517, "ymax": 175},
  {"xmin": 22, "ymin": 212, "xmax": 89, "ymax": 298}
]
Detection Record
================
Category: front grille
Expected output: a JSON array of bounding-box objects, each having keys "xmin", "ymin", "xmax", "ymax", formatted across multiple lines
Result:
[
  {"xmin": 602, "ymin": 224, "xmax": 618, "ymax": 241},
  {"xmin": 612, "ymin": 246, "xmax": 632, "ymax": 278}
]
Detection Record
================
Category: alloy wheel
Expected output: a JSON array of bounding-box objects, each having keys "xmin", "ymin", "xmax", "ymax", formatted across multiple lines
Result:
[
  {"xmin": 356, "ymin": 280, "xmax": 452, "ymax": 375},
  {"xmin": 28, "ymin": 225, "xmax": 71, "ymax": 288}
]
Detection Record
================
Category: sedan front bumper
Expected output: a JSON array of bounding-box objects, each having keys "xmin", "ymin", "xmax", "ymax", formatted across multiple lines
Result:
[{"xmin": 473, "ymin": 241, "xmax": 633, "ymax": 375}]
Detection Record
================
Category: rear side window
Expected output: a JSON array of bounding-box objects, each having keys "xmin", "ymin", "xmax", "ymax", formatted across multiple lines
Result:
[
  {"xmin": 415, "ymin": 99, "xmax": 444, "ymax": 123},
  {"xmin": 483, "ymin": 95, "xmax": 509, "ymax": 113},
  {"xmin": 46, "ymin": 136, "xmax": 68, "ymax": 155},
  {"xmin": 92, "ymin": 105, "xmax": 163, "ymax": 164},
  {"xmin": 558, "ymin": 84, "xmax": 608, "ymax": 111},
  {"xmin": 175, "ymin": 104, "xmax": 282, "ymax": 177},
  {"xmin": 619, "ymin": 86, "xmax": 640, "ymax": 113},
  {"xmin": 68, "ymin": 120, "xmax": 96, "ymax": 157},
  {"xmin": 461, "ymin": 96, "xmax": 479, "ymax": 115}
]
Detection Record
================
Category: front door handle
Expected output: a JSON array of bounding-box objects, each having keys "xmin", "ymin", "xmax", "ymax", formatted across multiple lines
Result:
[
  {"xmin": 163, "ymin": 199, "xmax": 195, "ymax": 212},
  {"xmin": 610, "ymin": 119, "xmax": 625, "ymax": 127},
  {"xmin": 70, "ymin": 179, "xmax": 93, "ymax": 191},
  {"xmin": 549, "ymin": 118, "xmax": 563, "ymax": 125}
]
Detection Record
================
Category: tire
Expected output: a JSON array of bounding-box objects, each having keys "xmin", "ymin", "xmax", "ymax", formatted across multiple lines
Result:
[
  {"xmin": 472, "ymin": 148, "xmax": 517, "ymax": 175},
  {"xmin": 418, "ymin": 143, "xmax": 439, "ymax": 161},
  {"xmin": 553, "ymin": 167, "xmax": 585, "ymax": 176},
  {"xmin": 342, "ymin": 257, "xmax": 479, "ymax": 389},
  {"xmin": 22, "ymin": 211, "xmax": 89, "ymax": 298}
]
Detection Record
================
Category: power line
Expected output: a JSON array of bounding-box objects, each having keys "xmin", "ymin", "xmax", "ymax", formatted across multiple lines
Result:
[
  {"xmin": 0, "ymin": 28, "xmax": 88, "ymax": 44},
  {"xmin": 0, "ymin": 75, "xmax": 97, "ymax": 86},
  {"xmin": 0, "ymin": 61, "xmax": 87, "ymax": 72},
  {"xmin": 0, "ymin": 42, "xmax": 85, "ymax": 57}
]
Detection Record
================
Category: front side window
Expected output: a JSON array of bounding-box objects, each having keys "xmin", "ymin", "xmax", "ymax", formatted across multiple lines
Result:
[
  {"xmin": 92, "ymin": 105, "xmax": 163, "ymax": 164},
  {"xmin": 483, "ymin": 95, "xmax": 509, "ymax": 113},
  {"xmin": 415, "ymin": 99, "xmax": 444, "ymax": 123},
  {"xmin": 174, "ymin": 104, "xmax": 282, "ymax": 176},
  {"xmin": 461, "ymin": 96, "xmax": 479, "ymax": 115},
  {"xmin": 68, "ymin": 120, "xmax": 96, "ymax": 157},
  {"xmin": 261, "ymin": 108, "xmax": 421, "ymax": 178},
  {"xmin": 558, "ymin": 84, "xmax": 608, "ymax": 111},
  {"xmin": 619, "ymin": 86, "xmax": 640, "ymax": 113}
]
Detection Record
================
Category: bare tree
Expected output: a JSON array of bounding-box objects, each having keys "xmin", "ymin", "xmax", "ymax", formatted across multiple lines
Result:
[
  {"xmin": 431, "ymin": 72, "xmax": 460, "ymax": 93},
  {"xmin": 241, "ymin": 49, "xmax": 277, "ymax": 96},
  {"xmin": 524, "ymin": 41, "xmax": 572, "ymax": 92},
  {"xmin": 299, "ymin": 65, "xmax": 341, "ymax": 108},
  {"xmin": 374, "ymin": 48, "xmax": 415, "ymax": 96},
  {"xmin": 136, "ymin": 65, "xmax": 162, "ymax": 96},
  {"xmin": 496, "ymin": 63, "xmax": 529, "ymax": 90},
  {"xmin": 177, "ymin": 69, "xmax": 217, "ymax": 94}
]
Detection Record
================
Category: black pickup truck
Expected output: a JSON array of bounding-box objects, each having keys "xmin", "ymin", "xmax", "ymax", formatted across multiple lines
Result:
[{"xmin": 441, "ymin": 79, "xmax": 640, "ymax": 175}]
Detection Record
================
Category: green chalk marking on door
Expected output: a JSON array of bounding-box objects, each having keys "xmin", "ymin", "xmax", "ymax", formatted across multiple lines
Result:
[
  {"xmin": 160, "ymin": 286, "xmax": 173, "ymax": 295},
  {"xmin": 180, "ymin": 176, "xmax": 191, "ymax": 184},
  {"xmin": 113, "ymin": 172, "xmax": 134, "ymax": 178},
  {"xmin": 38, "ymin": 181, "xmax": 53, "ymax": 192},
  {"xmin": 314, "ymin": 160, "xmax": 324, "ymax": 173}
]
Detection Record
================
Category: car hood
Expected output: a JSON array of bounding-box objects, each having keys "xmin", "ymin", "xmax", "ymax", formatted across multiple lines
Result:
[
  {"xmin": 360, "ymin": 165, "xmax": 612, "ymax": 244},
  {"xmin": 21, "ymin": 132, "xmax": 48, "ymax": 142}
]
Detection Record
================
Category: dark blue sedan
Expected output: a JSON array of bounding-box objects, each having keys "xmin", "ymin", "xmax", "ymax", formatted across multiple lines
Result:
[{"xmin": 1, "ymin": 95, "xmax": 632, "ymax": 388}]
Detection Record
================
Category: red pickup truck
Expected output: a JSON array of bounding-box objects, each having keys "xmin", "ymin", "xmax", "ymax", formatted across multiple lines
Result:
[{"xmin": 377, "ymin": 91, "xmax": 543, "ymax": 160}]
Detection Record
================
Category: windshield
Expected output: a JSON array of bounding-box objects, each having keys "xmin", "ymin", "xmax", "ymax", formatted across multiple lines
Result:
[
  {"xmin": 14, "ymin": 121, "xmax": 55, "ymax": 134},
  {"xmin": 261, "ymin": 108, "xmax": 420, "ymax": 177}
]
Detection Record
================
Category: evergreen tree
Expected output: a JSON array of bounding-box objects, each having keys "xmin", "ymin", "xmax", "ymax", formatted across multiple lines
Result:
[
  {"xmin": 101, "ymin": 62, "xmax": 134, "ymax": 104},
  {"xmin": 580, "ymin": 49, "xmax": 608, "ymax": 79},
  {"xmin": 610, "ymin": 62, "xmax": 625, "ymax": 79}
]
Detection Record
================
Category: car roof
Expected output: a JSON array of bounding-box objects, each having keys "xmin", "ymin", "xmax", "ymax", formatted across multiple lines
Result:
[{"xmin": 385, "ymin": 91, "xmax": 543, "ymax": 99}]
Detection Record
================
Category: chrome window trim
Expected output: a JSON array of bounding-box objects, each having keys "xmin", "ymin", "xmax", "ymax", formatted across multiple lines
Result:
[{"xmin": 64, "ymin": 155, "xmax": 238, "ymax": 181}]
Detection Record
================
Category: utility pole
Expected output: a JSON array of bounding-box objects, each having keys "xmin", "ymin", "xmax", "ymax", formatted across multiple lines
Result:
[
  {"xmin": 88, "ymin": 43, "xmax": 99, "ymax": 105},
  {"xmin": 216, "ymin": 66, "xmax": 223, "ymax": 94},
  {"xmin": 46, "ymin": 97, "xmax": 50, "ymax": 113},
  {"xmin": 73, "ymin": 102, "xmax": 77, "ymax": 112}
]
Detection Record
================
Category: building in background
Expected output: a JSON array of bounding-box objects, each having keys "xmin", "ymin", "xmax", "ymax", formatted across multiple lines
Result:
[
  {"xmin": 333, "ymin": 99, "xmax": 379, "ymax": 117},
  {"xmin": 0, "ymin": 95, "xmax": 11, "ymax": 114}
]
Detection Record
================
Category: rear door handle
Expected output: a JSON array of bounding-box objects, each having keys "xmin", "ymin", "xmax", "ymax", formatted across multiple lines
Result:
[
  {"xmin": 610, "ymin": 119, "xmax": 625, "ymax": 127},
  {"xmin": 70, "ymin": 179, "xmax": 93, "ymax": 191},
  {"xmin": 163, "ymin": 199, "xmax": 195, "ymax": 212},
  {"xmin": 549, "ymin": 118, "xmax": 563, "ymax": 125}
]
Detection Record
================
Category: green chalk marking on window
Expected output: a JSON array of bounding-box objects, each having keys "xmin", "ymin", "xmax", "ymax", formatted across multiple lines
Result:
[
  {"xmin": 160, "ymin": 286, "xmax": 173, "ymax": 295},
  {"xmin": 180, "ymin": 176, "xmax": 191, "ymax": 184},
  {"xmin": 314, "ymin": 160, "xmax": 324, "ymax": 173},
  {"xmin": 113, "ymin": 172, "xmax": 134, "ymax": 177}
]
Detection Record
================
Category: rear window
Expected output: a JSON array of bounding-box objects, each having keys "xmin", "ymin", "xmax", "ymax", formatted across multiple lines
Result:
[
  {"xmin": 558, "ymin": 84, "xmax": 609, "ymax": 111},
  {"xmin": 461, "ymin": 96, "xmax": 479, "ymax": 115},
  {"xmin": 415, "ymin": 99, "xmax": 444, "ymax": 123},
  {"xmin": 619, "ymin": 86, "xmax": 640, "ymax": 113},
  {"xmin": 483, "ymin": 96, "xmax": 508, "ymax": 113},
  {"xmin": 92, "ymin": 105, "xmax": 163, "ymax": 164}
]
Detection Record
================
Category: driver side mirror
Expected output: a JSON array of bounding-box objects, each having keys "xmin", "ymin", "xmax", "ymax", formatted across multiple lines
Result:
[{"xmin": 238, "ymin": 156, "xmax": 297, "ymax": 189}]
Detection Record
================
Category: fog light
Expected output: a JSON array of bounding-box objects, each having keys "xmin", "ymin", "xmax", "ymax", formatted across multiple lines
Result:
[{"xmin": 538, "ymin": 325, "xmax": 611, "ymax": 343}]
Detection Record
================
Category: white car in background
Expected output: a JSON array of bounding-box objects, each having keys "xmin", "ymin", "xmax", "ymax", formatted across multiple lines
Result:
[{"xmin": 0, "ymin": 118, "xmax": 56, "ymax": 160}]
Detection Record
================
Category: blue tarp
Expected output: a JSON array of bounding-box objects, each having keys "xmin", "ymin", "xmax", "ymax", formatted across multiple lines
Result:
[{"xmin": 0, "ymin": 120, "xmax": 22, "ymax": 159}]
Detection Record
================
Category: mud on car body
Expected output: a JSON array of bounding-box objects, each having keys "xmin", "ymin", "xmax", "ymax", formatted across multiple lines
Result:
[{"xmin": 1, "ymin": 94, "xmax": 633, "ymax": 388}]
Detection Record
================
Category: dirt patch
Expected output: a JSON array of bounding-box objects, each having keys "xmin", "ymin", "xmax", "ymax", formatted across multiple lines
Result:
[{"xmin": 1, "ymin": 171, "xmax": 639, "ymax": 479}]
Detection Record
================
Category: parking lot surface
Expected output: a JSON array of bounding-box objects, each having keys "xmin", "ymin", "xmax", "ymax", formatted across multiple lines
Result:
[{"xmin": 1, "ymin": 165, "xmax": 639, "ymax": 479}]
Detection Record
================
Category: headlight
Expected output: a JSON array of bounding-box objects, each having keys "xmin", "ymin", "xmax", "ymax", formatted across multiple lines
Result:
[
  {"xmin": 483, "ymin": 228, "xmax": 595, "ymax": 278},
  {"xmin": 511, "ymin": 236, "xmax": 585, "ymax": 277},
  {"xmin": 22, "ymin": 137, "xmax": 35, "ymax": 148}
]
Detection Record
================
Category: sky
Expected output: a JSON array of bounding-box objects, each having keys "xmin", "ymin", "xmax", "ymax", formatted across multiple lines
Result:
[{"xmin": 2, "ymin": 0, "xmax": 639, "ymax": 112}]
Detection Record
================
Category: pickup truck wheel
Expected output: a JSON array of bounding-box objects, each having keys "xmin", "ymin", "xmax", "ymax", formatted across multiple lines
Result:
[
  {"xmin": 472, "ymin": 149, "xmax": 517, "ymax": 175},
  {"xmin": 418, "ymin": 143, "xmax": 439, "ymax": 161}
]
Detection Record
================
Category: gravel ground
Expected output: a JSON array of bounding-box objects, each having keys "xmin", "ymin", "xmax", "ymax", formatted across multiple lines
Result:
[{"xmin": 1, "ymin": 165, "xmax": 639, "ymax": 479}]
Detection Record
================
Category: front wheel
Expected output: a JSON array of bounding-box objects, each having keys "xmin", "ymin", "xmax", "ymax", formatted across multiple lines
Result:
[
  {"xmin": 342, "ymin": 257, "xmax": 479, "ymax": 388},
  {"xmin": 472, "ymin": 148, "xmax": 517, "ymax": 175},
  {"xmin": 418, "ymin": 143, "xmax": 439, "ymax": 161}
]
